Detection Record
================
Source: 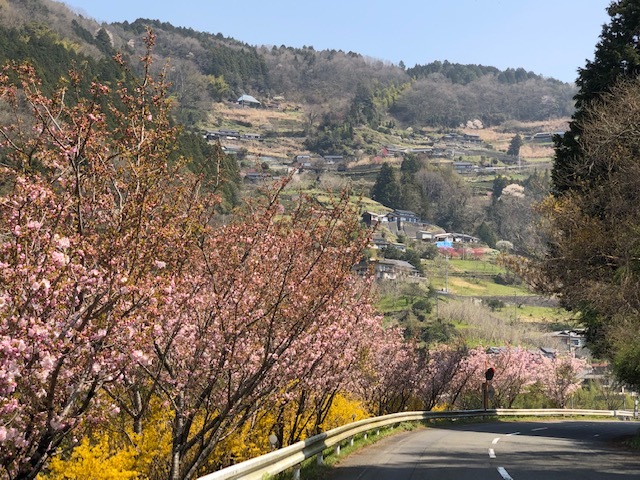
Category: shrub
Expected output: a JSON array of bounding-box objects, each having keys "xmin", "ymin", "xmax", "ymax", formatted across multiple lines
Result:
[
  {"xmin": 484, "ymin": 298, "xmax": 505, "ymax": 311},
  {"xmin": 412, "ymin": 299, "xmax": 432, "ymax": 314}
]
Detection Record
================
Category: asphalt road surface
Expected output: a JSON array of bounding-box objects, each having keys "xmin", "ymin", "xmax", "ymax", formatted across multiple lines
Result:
[{"xmin": 327, "ymin": 420, "xmax": 640, "ymax": 480}]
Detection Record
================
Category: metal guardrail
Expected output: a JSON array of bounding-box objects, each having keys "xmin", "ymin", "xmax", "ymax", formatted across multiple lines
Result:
[{"xmin": 197, "ymin": 408, "xmax": 636, "ymax": 480}]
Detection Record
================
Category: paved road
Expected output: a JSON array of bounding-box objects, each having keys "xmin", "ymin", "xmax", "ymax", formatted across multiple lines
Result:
[{"xmin": 327, "ymin": 420, "xmax": 640, "ymax": 480}]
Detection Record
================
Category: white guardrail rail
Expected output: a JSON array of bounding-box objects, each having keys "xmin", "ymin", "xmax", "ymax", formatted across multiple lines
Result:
[{"xmin": 198, "ymin": 408, "xmax": 636, "ymax": 480}]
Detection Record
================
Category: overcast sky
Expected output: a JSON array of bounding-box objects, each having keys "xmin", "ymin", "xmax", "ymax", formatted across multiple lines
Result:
[{"xmin": 63, "ymin": 0, "xmax": 613, "ymax": 84}]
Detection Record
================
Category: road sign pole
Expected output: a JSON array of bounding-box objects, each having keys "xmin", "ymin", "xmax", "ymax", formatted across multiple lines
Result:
[
  {"xmin": 482, "ymin": 382, "xmax": 488, "ymax": 411},
  {"xmin": 483, "ymin": 367, "xmax": 495, "ymax": 411}
]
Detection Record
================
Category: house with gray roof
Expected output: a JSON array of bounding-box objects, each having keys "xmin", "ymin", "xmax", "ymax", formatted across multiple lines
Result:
[
  {"xmin": 354, "ymin": 258, "xmax": 421, "ymax": 281},
  {"xmin": 237, "ymin": 94, "xmax": 261, "ymax": 107}
]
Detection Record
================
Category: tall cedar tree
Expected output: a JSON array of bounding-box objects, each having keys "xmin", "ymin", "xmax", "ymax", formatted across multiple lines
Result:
[
  {"xmin": 541, "ymin": 78, "xmax": 640, "ymax": 388},
  {"xmin": 552, "ymin": 0, "xmax": 640, "ymax": 194},
  {"xmin": 543, "ymin": 0, "xmax": 640, "ymax": 389},
  {"xmin": 371, "ymin": 163, "xmax": 400, "ymax": 209},
  {"xmin": 507, "ymin": 134, "xmax": 523, "ymax": 157}
]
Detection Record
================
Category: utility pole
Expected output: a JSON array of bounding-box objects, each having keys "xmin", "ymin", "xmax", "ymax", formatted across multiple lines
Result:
[{"xmin": 444, "ymin": 255, "xmax": 449, "ymax": 293}]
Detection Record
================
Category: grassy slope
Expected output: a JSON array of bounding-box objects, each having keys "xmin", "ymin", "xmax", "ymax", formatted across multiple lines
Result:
[{"xmin": 376, "ymin": 253, "xmax": 577, "ymax": 348}]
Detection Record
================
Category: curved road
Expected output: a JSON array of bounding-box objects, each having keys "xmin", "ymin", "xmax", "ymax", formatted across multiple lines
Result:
[{"xmin": 327, "ymin": 420, "xmax": 640, "ymax": 480}]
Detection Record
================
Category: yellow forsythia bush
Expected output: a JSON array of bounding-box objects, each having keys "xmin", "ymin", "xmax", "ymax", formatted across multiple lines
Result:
[
  {"xmin": 41, "ymin": 403, "xmax": 172, "ymax": 480},
  {"xmin": 319, "ymin": 394, "xmax": 369, "ymax": 432},
  {"xmin": 44, "ymin": 433, "xmax": 140, "ymax": 480},
  {"xmin": 41, "ymin": 393, "xmax": 369, "ymax": 478}
]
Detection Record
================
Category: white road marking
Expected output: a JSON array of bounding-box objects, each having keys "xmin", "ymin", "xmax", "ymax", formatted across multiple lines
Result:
[
  {"xmin": 497, "ymin": 466, "xmax": 514, "ymax": 479},
  {"xmin": 507, "ymin": 432, "xmax": 520, "ymax": 436},
  {"xmin": 489, "ymin": 448, "xmax": 496, "ymax": 458},
  {"xmin": 492, "ymin": 437, "xmax": 500, "ymax": 444},
  {"xmin": 594, "ymin": 434, "xmax": 600, "ymax": 437},
  {"xmin": 531, "ymin": 427, "xmax": 548, "ymax": 432}
]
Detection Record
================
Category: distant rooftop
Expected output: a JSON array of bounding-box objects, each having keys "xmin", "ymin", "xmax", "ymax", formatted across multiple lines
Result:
[{"xmin": 237, "ymin": 94, "xmax": 260, "ymax": 105}]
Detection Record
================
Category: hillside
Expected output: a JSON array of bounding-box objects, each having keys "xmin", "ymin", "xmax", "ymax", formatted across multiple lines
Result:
[
  {"xmin": 0, "ymin": 1, "xmax": 576, "ymax": 134},
  {"xmin": 0, "ymin": 0, "xmax": 570, "ymax": 255}
]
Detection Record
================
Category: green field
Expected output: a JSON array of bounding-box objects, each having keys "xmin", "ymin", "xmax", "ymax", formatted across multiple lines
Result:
[
  {"xmin": 428, "ymin": 275, "xmax": 534, "ymax": 297},
  {"xmin": 375, "ymin": 252, "xmax": 574, "ymax": 337},
  {"xmin": 422, "ymin": 257, "xmax": 529, "ymax": 298}
]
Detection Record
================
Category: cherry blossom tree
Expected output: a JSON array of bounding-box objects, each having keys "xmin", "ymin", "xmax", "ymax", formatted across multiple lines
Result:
[
  {"xmin": 109, "ymin": 184, "xmax": 382, "ymax": 479},
  {"xmin": 462, "ymin": 347, "xmax": 547, "ymax": 409},
  {"xmin": 0, "ymin": 32, "xmax": 215, "ymax": 479},
  {"xmin": 418, "ymin": 344, "xmax": 470, "ymax": 410},
  {"xmin": 270, "ymin": 290, "xmax": 381, "ymax": 446},
  {"xmin": 445, "ymin": 347, "xmax": 587, "ymax": 410},
  {"xmin": 538, "ymin": 355, "xmax": 588, "ymax": 408},
  {"xmin": 437, "ymin": 346, "xmax": 487, "ymax": 409},
  {"xmin": 354, "ymin": 326, "xmax": 420, "ymax": 416},
  {"xmin": 0, "ymin": 28, "xmax": 392, "ymax": 479},
  {"xmin": 488, "ymin": 348, "xmax": 546, "ymax": 408}
]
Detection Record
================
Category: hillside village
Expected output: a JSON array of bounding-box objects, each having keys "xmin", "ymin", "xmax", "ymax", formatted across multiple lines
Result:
[
  {"xmin": 2, "ymin": 1, "xmax": 639, "ymax": 478},
  {"xmin": 191, "ymin": 54, "xmax": 584, "ymax": 367},
  {"xmin": 0, "ymin": 0, "xmax": 575, "ymax": 333},
  {"xmin": 203, "ymin": 96, "xmax": 565, "ymax": 181}
]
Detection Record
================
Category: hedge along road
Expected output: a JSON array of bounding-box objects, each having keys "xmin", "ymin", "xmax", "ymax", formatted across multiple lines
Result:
[{"xmin": 326, "ymin": 420, "xmax": 640, "ymax": 480}]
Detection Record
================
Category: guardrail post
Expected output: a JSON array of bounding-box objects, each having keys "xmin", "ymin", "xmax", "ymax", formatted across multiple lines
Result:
[
  {"xmin": 317, "ymin": 451, "xmax": 324, "ymax": 465},
  {"xmin": 363, "ymin": 432, "xmax": 368, "ymax": 440},
  {"xmin": 293, "ymin": 465, "xmax": 300, "ymax": 480},
  {"xmin": 335, "ymin": 444, "xmax": 341, "ymax": 456},
  {"xmin": 349, "ymin": 437, "xmax": 354, "ymax": 446}
]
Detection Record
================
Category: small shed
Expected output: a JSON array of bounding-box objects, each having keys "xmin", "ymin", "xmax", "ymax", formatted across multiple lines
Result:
[{"xmin": 237, "ymin": 94, "xmax": 261, "ymax": 107}]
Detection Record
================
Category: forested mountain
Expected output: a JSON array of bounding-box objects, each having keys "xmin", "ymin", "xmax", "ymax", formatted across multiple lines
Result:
[
  {"xmin": 392, "ymin": 69, "xmax": 575, "ymax": 127},
  {"xmin": 0, "ymin": 0, "xmax": 242, "ymax": 211},
  {"xmin": 260, "ymin": 48, "xmax": 576, "ymax": 127},
  {"xmin": 0, "ymin": 0, "xmax": 577, "ymax": 131}
]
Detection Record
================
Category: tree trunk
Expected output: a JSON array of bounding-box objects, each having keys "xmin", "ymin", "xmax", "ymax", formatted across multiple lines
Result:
[{"xmin": 169, "ymin": 392, "xmax": 185, "ymax": 480}]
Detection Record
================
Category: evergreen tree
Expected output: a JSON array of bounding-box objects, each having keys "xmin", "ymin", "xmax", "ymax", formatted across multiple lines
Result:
[
  {"xmin": 553, "ymin": 0, "xmax": 640, "ymax": 194},
  {"xmin": 476, "ymin": 221, "xmax": 497, "ymax": 248},
  {"xmin": 371, "ymin": 163, "xmax": 400, "ymax": 208},
  {"xmin": 491, "ymin": 175, "xmax": 509, "ymax": 202},
  {"xmin": 400, "ymin": 154, "xmax": 421, "ymax": 178},
  {"xmin": 348, "ymin": 83, "xmax": 379, "ymax": 128},
  {"xmin": 171, "ymin": 132, "xmax": 241, "ymax": 212},
  {"xmin": 94, "ymin": 28, "xmax": 114, "ymax": 55},
  {"xmin": 540, "ymin": 0, "xmax": 640, "ymax": 388},
  {"xmin": 507, "ymin": 134, "xmax": 523, "ymax": 157},
  {"xmin": 398, "ymin": 155, "xmax": 427, "ymax": 216}
]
